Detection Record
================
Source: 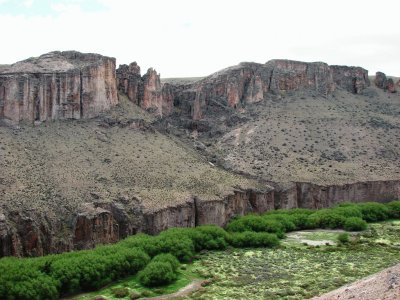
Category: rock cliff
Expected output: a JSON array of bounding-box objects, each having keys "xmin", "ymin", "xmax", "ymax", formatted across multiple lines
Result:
[
  {"xmin": 1, "ymin": 180, "xmax": 399, "ymax": 257},
  {"xmin": 170, "ymin": 60, "xmax": 370, "ymax": 120},
  {"xmin": 116, "ymin": 63, "xmax": 173, "ymax": 116},
  {"xmin": 0, "ymin": 51, "xmax": 118, "ymax": 124}
]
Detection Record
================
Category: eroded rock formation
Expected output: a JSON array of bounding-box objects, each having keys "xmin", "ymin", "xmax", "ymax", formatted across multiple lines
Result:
[
  {"xmin": 0, "ymin": 51, "xmax": 118, "ymax": 124},
  {"xmin": 171, "ymin": 60, "xmax": 370, "ymax": 120},
  {"xmin": 1, "ymin": 180, "xmax": 399, "ymax": 257},
  {"xmin": 116, "ymin": 63, "xmax": 173, "ymax": 116},
  {"xmin": 331, "ymin": 65, "xmax": 370, "ymax": 94},
  {"xmin": 374, "ymin": 71, "xmax": 396, "ymax": 93}
]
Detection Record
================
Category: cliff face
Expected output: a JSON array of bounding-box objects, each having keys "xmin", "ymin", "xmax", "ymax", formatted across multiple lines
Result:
[
  {"xmin": 331, "ymin": 65, "xmax": 370, "ymax": 94},
  {"xmin": 374, "ymin": 71, "xmax": 396, "ymax": 93},
  {"xmin": 0, "ymin": 51, "xmax": 118, "ymax": 124},
  {"xmin": 1, "ymin": 180, "xmax": 399, "ymax": 257},
  {"xmin": 171, "ymin": 60, "xmax": 370, "ymax": 120},
  {"xmin": 116, "ymin": 63, "xmax": 173, "ymax": 116}
]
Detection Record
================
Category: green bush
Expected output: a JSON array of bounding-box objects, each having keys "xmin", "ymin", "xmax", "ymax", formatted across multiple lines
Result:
[
  {"xmin": 226, "ymin": 215, "xmax": 285, "ymax": 237},
  {"xmin": 189, "ymin": 225, "xmax": 229, "ymax": 251},
  {"xmin": 263, "ymin": 214, "xmax": 296, "ymax": 232},
  {"xmin": 138, "ymin": 261, "xmax": 177, "ymax": 287},
  {"xmin": 357, "ymin": 202, "xmax": 389, "ymax": 222},
  {"xmin": 331, "ymin": 206, "xmax": 363, "ymax": 218},
  {"xmin": 227, "ymin": 232, "xmax": 279, "ymax": 248},
  {"xmin": 307, "ymin": 210, "xmax": 346, "ymax": 229},
  {"xmin": 386, "ymin": 201, "xmax": 400, "ymax": 218},
  {"xmin": 343, "ymin": 217, "xmax": 368, "ymax": 231},
  {"xmin": 151, "ymin": 254, "xmax": 180, "ymax": 272},
  {"xmin": 337, "ymin": 233, "xmax": 350, "ymax": 244}
]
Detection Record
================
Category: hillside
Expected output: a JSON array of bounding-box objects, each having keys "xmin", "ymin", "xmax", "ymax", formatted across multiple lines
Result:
[
  {"xmin": 1, "ymin": 53, "xmax": 400, "ymax": 257},
  {"xmin": 175, "ymin": 86, "xmax": 400, "ymax": 185}
]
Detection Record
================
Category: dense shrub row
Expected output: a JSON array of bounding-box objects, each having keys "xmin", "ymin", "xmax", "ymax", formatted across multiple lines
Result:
[
  {"xmin": 0, "ymin": 200, "xmax": 398, "ymax": 299},
  {"xmin": 226, "ymin": 201, "xmax": 400, "ymax": 235}
]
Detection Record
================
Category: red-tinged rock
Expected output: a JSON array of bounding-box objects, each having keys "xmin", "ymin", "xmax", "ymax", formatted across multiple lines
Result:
[
  {"xmin": 331, "ymin": 65, "xmax": 370, "ymax": 94},
  {"xmin": 0, "ymin": 51, "xmax": 118, "ymax": 124},
  {"xmin": 116, "ymin": 62, "xmax": 142, "ymax": 105},
  {"xmin": 73, "ymin": 204, "xmax": 119, "ymax": 250},
  {"xmin": 374, "ymin": 71, "xmax": 387, "ymax": 89},
  {"xmin": 374, "ymin": 72, "xmax": 396, "ymax": 92},
  {"xmin": 116, "ymin": 64, "xmax": 174, "ymax": 116},
  {"xmin": 173, "ymin": 60, "xmax": 369, "ymax": 120},
  {"xmin": 386, "ymin": 78, "xmax": 396, "ymax": 93}
]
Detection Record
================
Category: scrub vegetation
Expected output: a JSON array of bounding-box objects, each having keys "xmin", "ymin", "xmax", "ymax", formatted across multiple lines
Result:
[{"xmin": 0, "ymin": 201, "xmax": 399, "ymax": 300}]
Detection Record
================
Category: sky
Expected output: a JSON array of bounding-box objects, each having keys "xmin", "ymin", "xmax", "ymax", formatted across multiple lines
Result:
[{"xmin": 0, "ymin": 0, "xmax": 399, "ymax": 78}]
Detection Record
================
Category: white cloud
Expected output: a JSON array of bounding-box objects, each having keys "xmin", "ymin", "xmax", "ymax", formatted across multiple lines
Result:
[
  {"xmin": 22, "ymin": 0, "xmax": 34, "ymax": 8},
  {"xmin": 0, "ymin": 0, "xmax": 399, "ymax": 77}
]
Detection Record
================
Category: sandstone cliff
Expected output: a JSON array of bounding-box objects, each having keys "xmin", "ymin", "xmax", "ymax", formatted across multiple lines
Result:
[
  {"xmin": 0, "ymin": 51, "xmax": 118, "ymax": 124},
  {"xmin": 116, "ymin": 63, "xmax": 173, "ymax": 116},
  {"xmin": 169, "ymin": 60, "xmax": 370, "ymax": 120}
]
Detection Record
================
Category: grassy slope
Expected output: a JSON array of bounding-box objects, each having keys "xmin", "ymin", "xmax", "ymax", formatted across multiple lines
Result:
[
  {"xmin": 200, "ymin": 86, "xmax": 400, "ymax": 184},
  {"xmin": 0, "ymin": 94, "xmax": 260, "ymax": 220}
]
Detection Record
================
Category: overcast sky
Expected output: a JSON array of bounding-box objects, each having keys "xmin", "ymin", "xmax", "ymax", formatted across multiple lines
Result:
[{"xmin": 1, "ymin": 0, "xmax": 399, "ymax": 78}]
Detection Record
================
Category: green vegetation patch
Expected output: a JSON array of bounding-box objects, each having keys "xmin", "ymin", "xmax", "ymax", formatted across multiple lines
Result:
[{"xmin": 186, "ymin": 222, "xmax": 400, "ymax": 300}]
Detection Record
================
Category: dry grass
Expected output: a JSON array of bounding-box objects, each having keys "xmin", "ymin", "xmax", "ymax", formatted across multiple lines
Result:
[
  {"xmin": 195, "ymin": 86, "xmax": 400, "ymax": 185},
  {"xmin": 0, "ymin": 94, "xmax": 259, "ymax": 220}
]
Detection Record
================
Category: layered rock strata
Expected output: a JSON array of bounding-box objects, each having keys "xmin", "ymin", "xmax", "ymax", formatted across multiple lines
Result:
[
  {"xmin": 170, "ymin": 60, "xmax": 370, "ymax": 120},
  {"xmin": 1, "ymin": 180, "xmax": 399, "ymax": 257},
  {"xmin": 0, "ymin": 51, "xmax": 118, "ymax": 124}
]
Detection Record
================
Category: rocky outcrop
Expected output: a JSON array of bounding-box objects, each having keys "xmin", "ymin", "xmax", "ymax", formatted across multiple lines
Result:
[
  {"xmin": 0, "ymin": 51, "xmax": 118, "ymax": 124},
  {"xmin": 274, "ymin": 180, "xmax": 400, "ymax": 210},
  {"xmin": 116, "ymin": 63, "xmax": 173, "ymax": 116},
  {"xmin": 116, "ymin": 62, "xmax": 142, "ymax": 104},
  {"xmin": 1, "ymin": 179, "xmax": 399, "ymax": 257},
  {"xmin": 266, "ymin": 60, "xmax": 335, "ymax": 96},
  {"xmin": 331, "ymin": 65, "xmax": 370, "ymax": 94},
  {"xmin": 374, "ymin": 72, "xmax": 396, "ymax": 93},
  {"xmin": 73, "ymin": 204, "xmax": 119, "ymax": 250},
  {"xmin": 171, "ymin": 60, "xmax": 370, "ymax": 120}
]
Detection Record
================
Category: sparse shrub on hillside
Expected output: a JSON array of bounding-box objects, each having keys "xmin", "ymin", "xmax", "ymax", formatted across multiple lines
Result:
[{"xmin": 343, "ymin": 217, "xmax": 368, "ymax": 231}]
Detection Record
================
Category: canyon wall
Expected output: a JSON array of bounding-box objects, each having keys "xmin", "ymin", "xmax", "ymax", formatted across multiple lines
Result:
[
  {"xmin": 1, "ymin": 180, "xmax": 399, "ymax": 257},
  {"xmin": 0, "ymin": 51, "xmax": 118, "ymax": 124},
  {"xmin": 171, "ymin": 60, "xmax": 370, "ymax": 120}
]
